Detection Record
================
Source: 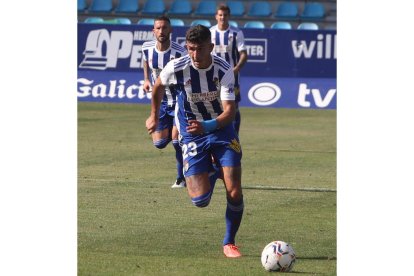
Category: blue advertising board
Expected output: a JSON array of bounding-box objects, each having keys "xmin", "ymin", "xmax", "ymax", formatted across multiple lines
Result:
[{"xmin": 77, "ymin": 23, "xmax": 336, "ymax": 109}]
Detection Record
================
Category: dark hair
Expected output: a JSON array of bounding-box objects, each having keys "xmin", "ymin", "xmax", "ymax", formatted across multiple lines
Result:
[
  {"xmin": 216, "ymin": 4, "xmax": 231, "ymax": 15},
  {"xmin": 154, "ymin": 15, "xmax": 171, "ymax": 25},
  {"xmin": 185, "ymin": 25, "xmax": 211, "ymax": 44}
]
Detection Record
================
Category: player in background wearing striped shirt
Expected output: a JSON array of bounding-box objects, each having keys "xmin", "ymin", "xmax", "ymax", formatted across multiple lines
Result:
[
  {"xmin": 210, "ymin": 4, "xmax": 248, "ymax": 134},
  {"xmin": 146, "ymin": 25, "xmax": 244, "ymax": 258},
  {"xmin": 142, "ymin": 16, "xmax": 187, "ymax": 188}
]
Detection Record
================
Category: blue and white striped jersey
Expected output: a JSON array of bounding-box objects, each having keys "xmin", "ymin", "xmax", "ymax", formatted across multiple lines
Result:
[
  {"xmin": 159, "ymin": 55, "xmax": 235, "ymax": 136},
  {"xmin": 142, "ymin": 40, "xmax": 187, "ymax": 106},
  {"xmin": 210, "ymin": 25, "xmax": 246, "ymax": 89}
]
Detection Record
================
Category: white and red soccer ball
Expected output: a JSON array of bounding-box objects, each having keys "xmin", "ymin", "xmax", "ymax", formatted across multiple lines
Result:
[{"xmin": 261, "ymin": 241, "xmax": 296, "ymax": 272}]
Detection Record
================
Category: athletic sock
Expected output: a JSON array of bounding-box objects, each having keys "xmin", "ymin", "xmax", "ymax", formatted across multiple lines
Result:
[
  {"xmin": 172, "ymin": 140, "xmax": 184, "ymax": 179},
  {"xmin": 223, "ymin": 196, "xmax": 244, "ymax": 245}
]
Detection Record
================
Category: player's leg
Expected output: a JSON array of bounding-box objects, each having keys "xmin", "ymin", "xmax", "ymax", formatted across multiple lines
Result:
[
  {"xmin": 222, "ymin": 165, "xmax": 244, "ymax": 246},
  {"xmin": 181, "ymin": 137, "xmax": 217, "ymax": 207},
  {"xmin": 233, "ymin": 105, "xmax": 241, "ymax": 135},
  {"xmin": 186, "ymin": 172, "xmax": 213, "ymax": 207},
  {"xmin": 151, "ymin": 107, "xmax": 171, "ymax": 149},
  {"xmin": 151, "ymin": 128, "xmax": 171, "ymax": 149},
  {"xmin": 233, "ymin": 87, "xmax": 241, "ymax": 134},
  {"xmin": 171, "ymin": 124, "xmax": 185, "ymax": 188},
  {"xmin": 212, "ymin": 128, "xmax": 244, "ymax": 257}
]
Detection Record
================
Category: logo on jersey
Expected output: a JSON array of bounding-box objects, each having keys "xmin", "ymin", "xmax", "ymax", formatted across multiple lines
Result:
[
  {"xmin": 188, "ymin": 91, "xmax": 219, "ymax": 103},
  {"xmin": 228, "ymin": 139, "xmax": 241, "ymax": 153},
  {"xmin": 213, "ymin": 77, "xmax": 220, "ymax": 90},
  {"xmin": 248, "ymin": 82, "xmax": 281, "ymax": 106}
]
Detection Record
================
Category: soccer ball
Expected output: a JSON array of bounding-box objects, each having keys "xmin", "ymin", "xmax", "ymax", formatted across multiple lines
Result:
[{"xmin": 261, "ymin": 241, "xmax": 296, "ymax": 272}]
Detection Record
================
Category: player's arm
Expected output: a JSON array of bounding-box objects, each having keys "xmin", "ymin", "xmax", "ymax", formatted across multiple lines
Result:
[
  {"xmin": 211, "ymin": 67, "xmax": 236, "ymax": 128},
  {"xmin": 187, "ymin": 100, "xmax": 235, "ymax": 135},
  {"xmin": 233, "ymin": 30, "xmax": 248, "ymax": 75},
  {"xmin": 233, "ymin": 50, "xmax": 247, "ymax": 75},
  {"xmin": 187, "ymin": 68, "xmax": 236, "ymax": 134},
  {"xmin": 216, "ymin": 100, "xmax": 236, "ymax": 127},
  {"xmin": 143, "ymin": 60, "xmax": 152, "ymax": 93},
  {"xmin": 145, "ymin": 77, "xmax": 165, "ymax": 134}
]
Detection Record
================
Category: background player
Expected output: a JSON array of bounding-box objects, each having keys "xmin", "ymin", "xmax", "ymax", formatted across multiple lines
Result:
[
  {"xmin": 210, "ymin": 4, "xmax": 248, "ymax": 134},
  {"xmin": 142, "ymin": 16, "xmax": 188, "ymax": 188},
  {"xmin": 146, "ymin": 25, "xmax": 244, "ymax": 258}
]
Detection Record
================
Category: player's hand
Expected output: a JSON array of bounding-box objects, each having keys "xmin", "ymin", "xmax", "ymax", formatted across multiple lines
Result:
[
  {"xmin": 146, "ymin": 116, "xmax": 157, "ymax": 135},
  {"xmin": 186, "ymin": 120, "xmax": 204, "ymax": 135},
  {"xmin": 143, "ymin": 80, "xmax": 152, "ymax": 93}
]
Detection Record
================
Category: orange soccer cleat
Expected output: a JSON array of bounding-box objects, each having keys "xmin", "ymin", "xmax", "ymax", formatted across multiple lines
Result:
[{"xmin": 223, "ymin": 244, "xmax": 242, "ymax": 258}]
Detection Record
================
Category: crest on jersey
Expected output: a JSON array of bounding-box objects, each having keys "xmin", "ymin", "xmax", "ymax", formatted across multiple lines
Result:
[
  {"xmin": 185, "ymin": 78, "xmax": 192, "ymax": 86},
  {"xmin": 213, "ymin": 77, "xmax": 220, "ymax": 89}
]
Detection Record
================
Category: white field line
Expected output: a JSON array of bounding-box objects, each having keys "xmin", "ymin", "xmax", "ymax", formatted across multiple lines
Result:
[{"xmin": 78, "ymin": 178, "xmax": 336, "ymax": 192}]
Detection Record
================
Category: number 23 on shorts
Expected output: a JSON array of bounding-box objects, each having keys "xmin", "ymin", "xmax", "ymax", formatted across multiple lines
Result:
[{"xmin": 182, "ymin": 142, "xmax": 197, "ymax": 159}]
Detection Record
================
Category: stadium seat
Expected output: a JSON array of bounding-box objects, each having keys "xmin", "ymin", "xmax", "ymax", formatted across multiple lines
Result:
[
  {"xmin": 243, "ymin": 21, "xmax": 265, "ymax": 29},
  {"xmin": 114, "ymin": 18, "xmax": 132, "ymax": 24},
  {"xmin": 229, "ymin": 20, "xmax": 238, "ymax": 27},
  {"xmin": 194, "ymin": 1, "xmax": 217, "ymax": 16},
  {"xmin": 297, "ymin": 22, "xmax": 319, "ymax": 30},
  {"xmin": 141, "ymin": 0, "xmax": 166, "ymax": 15},
  {"xmin": 226, "ymin": 1, "xmax": 245, "ymax": 17},
  {"xmin": 275, "ymin": 2, "xmax": 298, "ymax": 18},
  {"xmin": 190, "ymin": 19, "xmax": 211, "ymax": 27},
  {"xmin": 168, "ymin": 0, "xmax": 192, "ymax": 16},
  {"xmin": 102, "ymin": 19, "xmax": 120, "ymax": 24},
  {"xmin": 270, "ymin": 21, "xmax": 292, "ymax": 30},
  {"xmin": 78, "ymin": 0, "xmax": 87, "ymax": 12},
  {"xmin": 170, "ymin": 18, "xmax": 185, "ymax": 26},
  {"xmin": 137, "ymin": 18, "xmax": 155, "ymax": 25},
  {"xmin": 88, "ymin": 0, "xmax": 113, "ymax": 13},
  {"xmin": 114, "ymin": 0, "xmax": 139, "ymax": 14},
  {"xmin": 84, "ymin": 17, "xmax": 105, "ymax": 23},
  {"xmin": 247, "ymin": 1, "xmax": 272, "ymax": 17},
  {"xmin": 300, "ymin": 3, "xmax": 325, "ymax": 20}
]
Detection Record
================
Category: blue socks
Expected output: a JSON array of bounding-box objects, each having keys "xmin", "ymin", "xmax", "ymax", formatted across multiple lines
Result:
[
  {"xmin": 172, "ymin": 140, "xmax": 184, "ymax": 179},
  {"xmin": 189, "ymin": 160, "xmax": 244, "ymax": 246},
  {"xmin": 223, "ymin": 196, "xmax": 244, "ymax": 245},
  {"xmin": 154, "ymin": 137, "xmax": 171, "ymax": 149}
]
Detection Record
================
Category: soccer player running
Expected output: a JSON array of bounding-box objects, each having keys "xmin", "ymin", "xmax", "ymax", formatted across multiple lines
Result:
[
  {"xmin": 210, "ymin": 4, "xmax": 248, "ymax": 134},
  {"xmin": 146, "ymin": 25, "xmax": 244, "ymax": 258},
  {"xmin": 142, "ymin": 16, "xmax": 188, "ymax": 188}
]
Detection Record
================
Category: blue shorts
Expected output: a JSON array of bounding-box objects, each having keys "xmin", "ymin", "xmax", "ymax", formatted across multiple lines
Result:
[
  {"xmin": 156, "ymin": 103, "xmax": 175, "ymax": 132},
  {"xmin": 180, "ymin": 124, "xmax": 242, "ymax": 177}
]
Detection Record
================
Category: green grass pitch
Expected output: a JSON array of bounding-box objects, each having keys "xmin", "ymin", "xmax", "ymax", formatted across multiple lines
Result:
[{"xmin": 78, "ymin": 102, "xmax": 336, "ymax": 275}]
